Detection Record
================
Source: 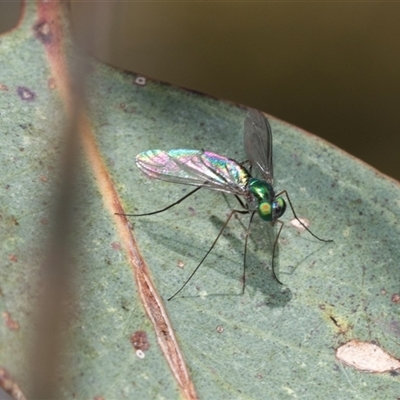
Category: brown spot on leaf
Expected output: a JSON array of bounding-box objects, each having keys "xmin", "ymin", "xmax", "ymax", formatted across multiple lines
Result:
[
  {"xmin": 8, "ymin": 216, "xmax": 19, "ymax": 226},
  {"xmin": 0, "ymin": 84, "xmax": 9, "ymax": 91},
  {"xmin": 17, "ymin": 87, "xmax": 35, "ymax": 101},
  {"xmin": 2, "ymin": 312, "xmax": 20, "ymax": 331},
  {"xmin": 111, "ymin": 242, "xmax": 121, "ymax": 251},
  {"xmin": 391, "ymin": 293, "xmax": 400, "ymax": 303},
  {"xmin": 0, "ymin": 368, "xmax": 27, "ymax": 400},
  {"xmin": 8, "ymin": 254, "xmax": 17, "ymax": 262},
  {"xmin": 320, "ymin": 304, "xmax": 352, "ymax": 335},
  {"xmin": 336, "ymin": 340, "xmax": 400, "ymax": 373},
  {"xmin": 34, "ymin": 21, "xmax": 53, "ymax": 44},
  {"xmin": 130, "ymin": 330, "xmax": 150, "ymax": 351}
]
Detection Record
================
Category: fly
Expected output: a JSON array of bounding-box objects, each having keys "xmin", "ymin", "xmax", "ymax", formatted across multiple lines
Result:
[{"xmin": 118, "ymin": 109, "xmax": 332, "ymax": 300}]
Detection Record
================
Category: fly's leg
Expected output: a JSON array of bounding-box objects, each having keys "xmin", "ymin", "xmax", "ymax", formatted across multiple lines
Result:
[
  {"xmin": 276, "ymin": 190, "xmax": 333, "ymax": 243},
  {"xmin": 116, "ymin": 186, "xmax": 202, "ymax": 217},
  {"xmin": 271, "ymin": 220, "xmax": 285, "ymax": 284},
  {"xmin": 242, "ymin": 211, "xmax": 256, "ymax": 293},
  {"xmin": 168, "ymin": 208, "xmax": 249, "ymax": 301}
]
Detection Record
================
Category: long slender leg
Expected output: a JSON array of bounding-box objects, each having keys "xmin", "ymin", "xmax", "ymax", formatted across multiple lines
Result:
[
  {"xmin": 242, "ymin": 211, "xmax": 256, "ymax": 294},
  {"xmin": 168, "ymin": 208, "xmax": 249, "ymax": 301},
  {"xmin": 116, "ymin": 186, "xmax": 202, "ymax": 217},
  {"xmin": 271, "ymin": 220, "xmax": 285, "ymax": 284},
  {"xmin": 276, "ymin": 190, "xmax": 333, "ymax": 243},
  {"xmin": 234, "ymin": 195, "xmax": 247, "ymax": 209}
]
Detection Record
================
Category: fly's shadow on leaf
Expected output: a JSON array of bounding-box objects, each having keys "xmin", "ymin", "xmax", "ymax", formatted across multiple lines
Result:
[
  {"xmin": 207, "ymin": 213, "xmax": 292, "ymax": 307},
  {"xmin": 134, "ymin": 207, "xmax": 292, "ymax": 306}
]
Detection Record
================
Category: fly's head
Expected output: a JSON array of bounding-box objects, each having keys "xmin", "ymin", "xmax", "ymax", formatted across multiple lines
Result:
[
  {"xmin": 249, "ymin": 178, "xmax": 286, "ymax": 222},
  {"xmin": 257, "ymin": 197, "xmax": 286, "ymax": 222}
]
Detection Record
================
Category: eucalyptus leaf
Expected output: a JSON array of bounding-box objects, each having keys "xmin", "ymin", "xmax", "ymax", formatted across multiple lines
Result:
[{"xmin": 0, "ymin": 2, "xmax": 399, "ymax": 400}]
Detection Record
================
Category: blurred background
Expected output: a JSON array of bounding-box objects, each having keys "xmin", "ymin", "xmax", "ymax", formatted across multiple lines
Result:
[{"xmin": 1, "ymin": 1, "xmax": 399, "ymax": 181}]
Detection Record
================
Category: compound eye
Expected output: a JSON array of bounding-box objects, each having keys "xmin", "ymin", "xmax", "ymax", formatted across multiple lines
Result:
[
  {"xmin": 274, "ymin": 197, "xmax": 286, "ymax": 218},
  {"xmin": 258, "ymin": 202, "xmax": 272, "ymax": 221}
]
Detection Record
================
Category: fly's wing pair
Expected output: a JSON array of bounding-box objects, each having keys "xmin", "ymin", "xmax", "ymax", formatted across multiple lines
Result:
[
  {"xmin": 135, "ymin": 109, "xmax": 273, "ymax": 193},
  {"xmin": 243, "ymin": 109, "xmax": 274, "ymax": 185},
  {"xmin": 135, "ymin": 149, "xmax": 249, "ymax": 196}
]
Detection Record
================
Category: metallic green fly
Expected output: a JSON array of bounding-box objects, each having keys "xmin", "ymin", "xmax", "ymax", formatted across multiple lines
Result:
[{"xmin": 120, "ymin": 109, "xmax": 332, "ymax": 300}]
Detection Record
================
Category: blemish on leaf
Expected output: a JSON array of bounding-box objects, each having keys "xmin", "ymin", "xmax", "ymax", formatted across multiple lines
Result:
[
  {"xmin": 17, "ymin": 87, "xmax": 35, "ymax": 102},
  {"xmin": 111, "ymin": 241, "xmax": 121, "ymax": 251},
  {"xmin": 134, "ymin": 76, "xmax": 147, "ymax": 86},
  {"xmin": 130, "ymin": 330, "xmax": 150, "ymax": 352},
  {"xmin": 40, "ymin": 175, "xmax": 48, "ymax": 183},
  {"xmin": 336, "ymin": 340, "xmax": 400, "ymax": 373},
  {"xmin": 8, "ymin": 254, "xmax": 17, "ymax": 262},
  {"xmin": 330, "ymin": 316, "xmax": 339, "ymax": 326},
  {"xmin": 177, "ymin": 260, "xmax": 185, "ymax": 269},
  {"xmin": 48, "ymin": 77, "xmax": 56, "ymax": 90},
  {"xmin": 136, "ymin": 349, "xmax": 145, "ymax": 359},
  {"xmin": 0, "ymin": 84, "xmax": 9, "ymax": 91},
  {"xmin": 188, "ymin": 206, "xmax": 196, "ymax": 216},
  {"xmin": 7, "ymin": 216, "xmax": 19, "ymax": 227},
  {"xmin": 119, "ymin": 103, "xmax": 136, "ymax": 113},
  {"xmin": 34, "ymin": 21, "xmax": 52, "ymax": 44},
  {"xmin": 391, "ymin": 293, "xmax": 400, "ymax": 304},
  {"xmin": 320, "ymin": 304, "xmax": 351, "ymax": 335},
  {"xmin": 199, "ymin": 290, "xmax": 208, "ymax": 299},
  {"xmin": 0, "ymin": 368, "xmax": 27, "ymax": 400},
  {"xmin": 342, "ymin": 227, "xmax": 351, "ymax": 237},
  {"xmin": 216, "ymin": 325, "xmax": 224, "ymax": 333},
  {"xmin": 290, "ymin": 217, "xmax": 309, "ymax": 231},
  {"xmin": 2, "ymin": 312, "xmax": 20, "ymax": 331},
  {"xmin": 389, "ymin": 320, "xmax": 400, "ymax": 337},
  {"xmin": 283, "ymin": 386, "xmax": 295, "ymax": 395}
]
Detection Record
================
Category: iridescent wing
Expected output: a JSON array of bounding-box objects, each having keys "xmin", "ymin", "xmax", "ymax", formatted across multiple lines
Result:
[
  {"xmin": 243, "ymin": 109, "xmax": 274, "ymax": 184},
  {"xmin": 136, "ymin": 149, "xmax": 249, "ymax": 196}
]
